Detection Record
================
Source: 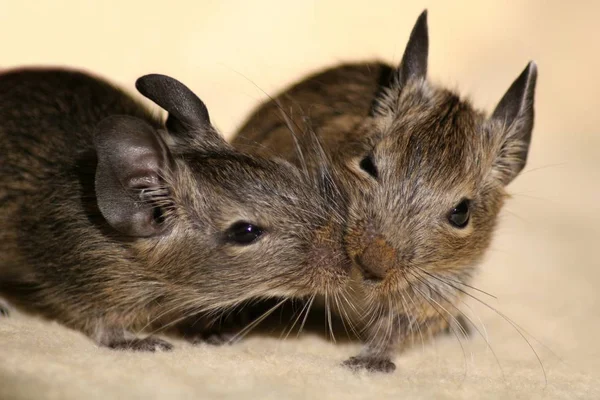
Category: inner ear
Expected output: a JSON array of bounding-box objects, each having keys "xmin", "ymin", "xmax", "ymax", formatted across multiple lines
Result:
[{"xmin": 94, "ymin": 115, "xmax": 171, "ymax": 237}]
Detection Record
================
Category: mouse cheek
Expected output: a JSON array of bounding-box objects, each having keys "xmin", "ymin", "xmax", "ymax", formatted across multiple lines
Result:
[{"xmin": 443, "ymin": 232, "xmax": 488, "ymax": 273}]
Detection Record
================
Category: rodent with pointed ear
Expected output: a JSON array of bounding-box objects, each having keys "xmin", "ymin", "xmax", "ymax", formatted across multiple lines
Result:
[
  {"xmin": 0, "ymin": 68, "xmax": 351, "ymax": 351},
  {"xmin": 233, "ymin": 10, "xmax": 538, "ymax": 372}
]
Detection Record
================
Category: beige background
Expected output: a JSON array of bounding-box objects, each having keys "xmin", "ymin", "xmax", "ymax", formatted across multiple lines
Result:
[{"xmin": 1, "ymin": 1, "xmax": 599, "ymax": 399}]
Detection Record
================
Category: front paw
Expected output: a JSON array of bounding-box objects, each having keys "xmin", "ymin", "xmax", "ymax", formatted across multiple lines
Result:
[
  {"xmin": 342, "ymin": 356, "xmax": 396, "ymax": 373},
  {"xmin": 106, "ymin": 336, "xmax": 173, "ymax": 352}
]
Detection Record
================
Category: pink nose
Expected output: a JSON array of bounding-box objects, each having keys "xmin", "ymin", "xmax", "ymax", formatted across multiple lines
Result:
[{"xmin": 355, "ymin": 236, "xmax": 397, "ymax": 281}]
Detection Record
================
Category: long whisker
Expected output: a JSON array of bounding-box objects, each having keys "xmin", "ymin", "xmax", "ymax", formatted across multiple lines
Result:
[
  {"xmin": 456, "ymin": 296, "xmax": 490, "ymax": 345},
  {"xmin": 223, "ymin": 65, "xmax": 312, "ymax": 181},
  {"xmin": 409, "ymin": 280, "xmax": 470, "ymax": 382},
  {"xmin": 142, "ymin": 302, "xmax": 210, "ymax": 339},
  {"xmin": 385, "ymin": 296, "xmax": 394, "ymax": 351},
  {"xmin": 281, "ymin": 297, "xmax": 313, "ymax": 341},
  {"xmin": 296, "ymin": 294, "xmax": 316, "ymax": 338},
  {"xmin": 278, "ymin": 299, "xmax": 302, "ymax": 341},
  {"xmin": 228, "ymin": 298, "xmax": 288, "ymax": 343},
  {"xmin": 421, "ymin": 269, "xmax": 552, "ymax": 381},
  {"xmin": 324, "ymin": 291, "xmax": 336, "ymax": 343},
  {"xmin": 276, "ymin": 106, "xmax": 310, "ymax": 180},
  {"xmin": 411, "ymin": 268, "xmax": 550, "ymax": 386},
  {"xmin": 361, "ymin": 299, "xmax": 382, "ymax": 332},
  {"xmin": 136, "ymin": 297, "xmax": 201, "ymax": 336},
  {"xmin": 333, "ymin": 292, "xmax": 352, "ymax": 340},
  {"xmin": 408, "ymin": 270, "xmax": 507, "ymax": 381},
  {"xmin": 466, "ymin": 291, "xmax": 549, "ymax": 385},
  {"xmin": 337, "ymin": 289, "xmax": 362, "ymax": 339},
  {"xmin": 366, "ymin": 301, "xmax": 387, "ymax": 346},
  {"xmin": 401, "ymin": 274, "xmax": 427, "ymax": 352},
  {"xmin": 396, "ymin": 290, "xmax": 417, "ymax": 349},
  {"xmin": 518, "ymin": 162, "xmax": 566, "ymax": 176},
  {"xmin": 415, "ymin": 266, "xmax": 497, "ymax": 300}
]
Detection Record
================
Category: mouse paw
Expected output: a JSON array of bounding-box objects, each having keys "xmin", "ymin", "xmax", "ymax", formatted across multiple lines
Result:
[
  {"xmin": 107, "ymin": 336, "xmax": 174, "ymax": 352},
  {"xmin": 342, "ymin": 356, "xmax": 396, "ymax": 373}
]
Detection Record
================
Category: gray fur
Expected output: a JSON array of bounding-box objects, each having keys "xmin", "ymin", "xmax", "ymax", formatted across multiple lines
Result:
[
  {"xmin": 233, "ymin": 11, "xmax": 537, "ymax": 372},
  {"xmin": 0, "ymin": 68, "xmax": 351, "ymax": 350}
]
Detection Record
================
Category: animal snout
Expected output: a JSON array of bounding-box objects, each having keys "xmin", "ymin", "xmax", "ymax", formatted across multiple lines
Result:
[{"xmin": 355, "ymin": 236, "xmax": 397, "ymax": 282}]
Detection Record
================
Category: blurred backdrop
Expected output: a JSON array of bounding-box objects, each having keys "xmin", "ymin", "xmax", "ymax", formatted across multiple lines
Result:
[{"xmin": 1, "ymin": 0, "xmax": 599, "ymax": 394}]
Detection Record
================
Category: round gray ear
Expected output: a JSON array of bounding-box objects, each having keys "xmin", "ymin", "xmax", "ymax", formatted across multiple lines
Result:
[
  {"xmin": 94, "ymin": 115, "xmax": 171, "ymax": 237},
  {"xmin": 135, "ymin": 74, "xmax": 229, "ymax": 152},
  {"xmin": 396, "ymin": 10, "xmax": 429, "ymax": 87},
  {"xmin": 136, "ymin": 73, "xmax": 210, "ymax": 133}
]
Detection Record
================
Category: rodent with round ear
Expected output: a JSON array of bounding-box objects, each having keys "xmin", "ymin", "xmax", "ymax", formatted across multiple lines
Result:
[
  {"xmin": 233, "ymin": 10, "xmax": 538, "ymax": 372},
  {"xmin": 0, "ymin": 68, "xmax": 351, "ymax": 351}
]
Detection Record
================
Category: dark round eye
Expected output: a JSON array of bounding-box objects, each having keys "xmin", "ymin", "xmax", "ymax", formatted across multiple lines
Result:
[
  {"xmin": 448, "ymin": 199, "xmax": 471, "ymax": 228},
  {"xmin": 225, "ymin": 221, "xmax": 264, "ymax": 245},
  {"xmin": 359, "ymin": 155, "xmax": 378, "ymax": 178}
]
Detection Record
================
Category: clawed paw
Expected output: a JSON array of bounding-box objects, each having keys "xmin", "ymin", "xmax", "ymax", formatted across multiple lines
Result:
[
  {"xmin": 107, "ymin": 336, "xmax": 173, "ymax": 352},
  {"xmin": 342, "ymin": 356, "xmax": 396, "ymax": 373}
]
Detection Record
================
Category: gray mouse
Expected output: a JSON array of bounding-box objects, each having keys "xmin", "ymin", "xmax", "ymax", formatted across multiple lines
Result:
[
  {"xmin": 0, "ymin": 68, "xmax": 351, "ymax": 350},
  {"xmin": 233, "ymin": 10, "xmax": 537, "ymax": 372}
]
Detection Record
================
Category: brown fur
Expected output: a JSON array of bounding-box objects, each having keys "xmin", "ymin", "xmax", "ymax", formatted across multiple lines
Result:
[
  {"xmin": 233, "ymin": 11, "xmax": 536, "ymax": 372},
  {"xmin": 0, "ymin": 68, "xmax": 351, "ymax": 350}
]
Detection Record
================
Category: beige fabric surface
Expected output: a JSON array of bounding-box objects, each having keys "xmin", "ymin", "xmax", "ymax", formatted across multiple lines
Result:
[{"xmin": 1, "ymin": 1, "xmax": 599, "ymax": 399}]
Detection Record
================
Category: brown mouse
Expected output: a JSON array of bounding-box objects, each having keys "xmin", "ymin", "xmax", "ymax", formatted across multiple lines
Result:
[
  {"xmin": 233, "ymin": 10, "xmax": 537, "ymax": 372},
  {"xmin": 0, "ymin": 68, "xmax": 351, "ymax": 351}
]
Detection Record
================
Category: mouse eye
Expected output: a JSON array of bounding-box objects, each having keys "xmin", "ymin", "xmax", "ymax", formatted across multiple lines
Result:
[
  {"xmin": 225, "ymin": 221, "xmax": 265, "ymax": 245},
  {"xmin": 448, "ymin": 199, "xmax": 470, "ymax": 228},
  {"xmin": 359, "ymin": 154, "xmax": 378, "ymax": 178}
]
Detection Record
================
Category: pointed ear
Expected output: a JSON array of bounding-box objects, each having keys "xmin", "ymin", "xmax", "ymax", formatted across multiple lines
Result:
[
  {"xmin": 135, "ymin": 74, "xmax": 227, "ymax": 149},
  {"xmin": 396, "ymin": 10, "xmax": 429, "ymax": 87},
  {"xmin": 94, "ymin": 115, "xmax": 171, "ymax": 237},
  {"xmin": 489, "ymin": 62, "xmax": 538, "ymax": 184}
]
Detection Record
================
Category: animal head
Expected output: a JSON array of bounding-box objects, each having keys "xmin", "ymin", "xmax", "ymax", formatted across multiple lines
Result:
[
  {"xmin": 339, "ymin": 11, "xmax": 537, "ymax": 307},
  {"xmin": 94, "ymin": 74, "xmax": 351, "ymax": 310}
]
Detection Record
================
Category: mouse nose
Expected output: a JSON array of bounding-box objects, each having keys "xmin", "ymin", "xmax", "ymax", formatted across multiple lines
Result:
[{"xmin": 355, "ymin": 235, "xmax": 397, "ymax": 282}]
